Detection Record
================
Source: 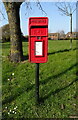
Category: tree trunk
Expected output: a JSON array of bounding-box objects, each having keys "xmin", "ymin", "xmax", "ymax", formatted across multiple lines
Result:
[
  {"xmin": 4, "ymin": 2, "xmax": 23, "ymax": 62},
  {"xmin": 70, "ymin": 14, "xmax": 72, "ymax": 49}
]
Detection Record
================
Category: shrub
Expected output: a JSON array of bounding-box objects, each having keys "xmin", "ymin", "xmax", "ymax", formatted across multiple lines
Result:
[{"xmin": 1, "ymin": 24, "xmax": 10, "ymax": 43}]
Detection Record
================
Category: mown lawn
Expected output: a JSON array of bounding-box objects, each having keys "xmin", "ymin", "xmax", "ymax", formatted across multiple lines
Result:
[{"xmin": 2, "ymin": 40, "xmax": 78, "ymax": 119}]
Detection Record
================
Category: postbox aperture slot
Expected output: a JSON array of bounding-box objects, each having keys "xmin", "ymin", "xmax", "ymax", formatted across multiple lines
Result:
[{"xmin": 35, "ymin": 41, "xmax": 43, "ymax": 56}]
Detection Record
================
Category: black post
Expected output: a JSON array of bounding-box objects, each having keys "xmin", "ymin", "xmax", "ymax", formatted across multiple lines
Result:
[
  {"xmin": 35, "ymin": 63, "xmax": 39, "ymax": 104},
  {"xmin": 70, "ymin": 13, "xmax": 72, "ymax": 49}
]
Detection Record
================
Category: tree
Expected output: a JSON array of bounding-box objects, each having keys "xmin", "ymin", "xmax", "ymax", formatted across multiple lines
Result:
[
  {"xmin": 56, "ymin": 2, "xmax": 76, "ymax": 49},
  {"xmin": 59, "ymin": 30, "xmax": 65, "ymax": 39},
  {"xmin": 1, "ymin": 24, "xmax": 10, "ymax": 43},
  {"xmin": 3, "ymin": 2, "xmax": 23, "ymax": 62}
]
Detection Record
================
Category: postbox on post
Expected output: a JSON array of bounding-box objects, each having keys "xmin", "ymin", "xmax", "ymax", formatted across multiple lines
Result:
[
  {"xmin": 29, "ymin": 17, "xmax": 48, "ymax": 63},
  {"xmin": 28, "ymin": 17, "xmax": 48, "ymax": 104}
]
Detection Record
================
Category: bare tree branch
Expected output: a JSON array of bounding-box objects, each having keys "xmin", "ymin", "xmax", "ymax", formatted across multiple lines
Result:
[
  {"xmin": 68, "ymin": 3, "xmax": 72, "ymax": 13},
  {"xmin": 56, "ymin": 2, "xmax": 76, "ymax": 17},
  {"xmin": 36, "ymin": 0, "xmax": 47, "ymax": 16},
  {"xmin": 24, "ymin": 1, "xmax": 32, "ymax": 16},
  {"xmin": 24, "ymin": 0, "xmax": 47, "ymax": 17},
  {"xmin": 56, "ymin": 3, "xmax": 70, "ymax": 16},
  {"xmin": 0, "ymin": 11, "xmax": 6, "ymax": 20},
  {"xmin": 0, "ymin": 2, "xmax": 8, "ymax": 21},
  {"xmin": 25, "ymin": 2, "xmax": 32, "ymax": 10},
  {"xmin": 72, "ymin": 8, "xmax": 76, "ymax": 14}
]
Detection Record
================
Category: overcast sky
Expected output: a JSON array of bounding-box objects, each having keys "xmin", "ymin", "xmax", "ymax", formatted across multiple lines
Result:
[{"xmin": 0, "ymin": 1, "xmax": 76, "ymax": 35}]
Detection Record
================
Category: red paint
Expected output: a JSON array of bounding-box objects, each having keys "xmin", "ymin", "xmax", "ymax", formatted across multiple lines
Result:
[{"xmin": 29, "ymin": 17, "xmax": 48, "ymax": 63}]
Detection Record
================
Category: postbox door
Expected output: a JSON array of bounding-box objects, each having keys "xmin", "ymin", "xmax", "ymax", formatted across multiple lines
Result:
[{"xmin": 29, "ymin": 36, "xmax": 48, "ymax": 63}]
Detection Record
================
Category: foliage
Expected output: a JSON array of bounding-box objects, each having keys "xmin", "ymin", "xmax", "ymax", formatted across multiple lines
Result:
[
  {"xmin": 2, "ymin": 40, "xmax": 78, "ymax": 118},
  {"xmin": 1, "ymin": 24, "xmax": 10, "ymax": 43},
  {"xmin": 0, "ymin": 24, "xmax": 27, "ymax": 43}
]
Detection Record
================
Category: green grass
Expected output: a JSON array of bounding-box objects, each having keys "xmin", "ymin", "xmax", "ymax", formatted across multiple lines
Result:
[{"xmin": 2, "ymin": 40, "xmax": 78, "ymax": 119}]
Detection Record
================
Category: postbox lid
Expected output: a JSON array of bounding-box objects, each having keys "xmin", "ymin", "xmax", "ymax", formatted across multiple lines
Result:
[{"xmin": 29, "ymin": 17, "xmax": 48, "ymax": 26}]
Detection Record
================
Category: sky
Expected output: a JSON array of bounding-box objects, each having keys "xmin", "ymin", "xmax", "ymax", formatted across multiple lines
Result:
[{"xmin": 0, "ymin": 1, "xmax": 76, "ymax": 35}]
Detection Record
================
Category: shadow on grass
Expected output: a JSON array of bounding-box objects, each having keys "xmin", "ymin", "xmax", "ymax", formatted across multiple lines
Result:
[
  {"xmin": 39, "ymin": 63, "xmax": 78, "ymax": 103},
  {"xmin": 40, "ymin": 78, "xmax": 78, "ymax": 103},
  {"xmin": 48, "ymin": 48, "xmax": 78, "ymax": 56},
  {"xmin": 22, "ymin": 48, "xmax": 77, "ymax": 61},
  {"xmin": 40, "ymin": 63, "xmax": 78, "ymax": 85},
  {"xmin": 3, "ymin": 63, "xmax": 78, "ymax": 105},
  {"xmin": 2, "ymin": 83, "xmax": 35, "ymax": 105}
]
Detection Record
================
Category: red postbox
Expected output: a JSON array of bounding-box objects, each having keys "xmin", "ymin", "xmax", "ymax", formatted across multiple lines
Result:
[{"xmin": 29, "ymin": 17, "xmax": 48, "ymax": 63}]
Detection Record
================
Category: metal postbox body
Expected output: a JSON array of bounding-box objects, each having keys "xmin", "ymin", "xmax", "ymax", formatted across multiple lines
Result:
[{"xmin": 29, "ymin": 17, "xmax": 48, "ymax": 63}]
